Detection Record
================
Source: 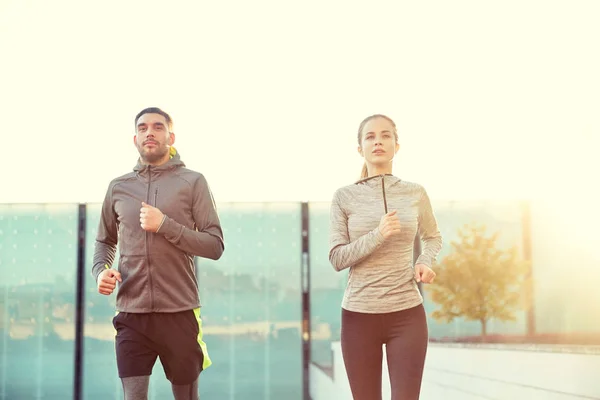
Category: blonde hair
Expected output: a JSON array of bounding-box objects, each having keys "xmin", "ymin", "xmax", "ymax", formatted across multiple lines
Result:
[{"xmin": 357, "ymin": 114, "xmax": 399, "ymax": 179}]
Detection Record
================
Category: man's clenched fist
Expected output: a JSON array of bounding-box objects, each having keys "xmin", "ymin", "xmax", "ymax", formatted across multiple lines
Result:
[
  {"xmin": 97, "ymin": 268, "xmax": 122, "ymax": 295},
  {"xmin": 140, "ymin": 202, "xmax": 165, "ymax": 232}
]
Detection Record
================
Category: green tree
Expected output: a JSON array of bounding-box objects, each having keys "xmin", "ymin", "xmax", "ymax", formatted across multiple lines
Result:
[{"xmin": 428, "ymin": 224, "xmax": 529, "ymax": 337}]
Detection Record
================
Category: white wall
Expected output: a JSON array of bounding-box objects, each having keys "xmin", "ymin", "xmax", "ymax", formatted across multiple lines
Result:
[{"xmin": 310, "ymin": 342, "xmax": 600, "ymax": 400}]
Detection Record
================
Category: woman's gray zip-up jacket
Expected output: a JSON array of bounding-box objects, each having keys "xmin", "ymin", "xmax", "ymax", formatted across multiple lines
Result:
[
  {"xmin": 92, "ymin": 149, "xmax": 224, "ymax": 313},
  {"xmin": 329, "ymin": 174, "xmax": 442, "ymax": 314}
]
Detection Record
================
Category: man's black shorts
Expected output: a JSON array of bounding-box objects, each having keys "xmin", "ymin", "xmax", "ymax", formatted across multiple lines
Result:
[{"xmin": 112, "ymin": 308, "xmax": 211, "ymax": 385}]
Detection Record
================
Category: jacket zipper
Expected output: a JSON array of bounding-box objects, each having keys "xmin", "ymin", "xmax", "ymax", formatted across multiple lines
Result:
[{"xmin": 146, "ymin": 167, "xmax": 155, "ymax": 310}]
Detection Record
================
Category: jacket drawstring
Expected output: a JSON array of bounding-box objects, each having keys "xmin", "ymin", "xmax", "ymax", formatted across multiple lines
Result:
[{"xmin": 381, "ymin": 175, "xmax": 388, "ymax": 214}]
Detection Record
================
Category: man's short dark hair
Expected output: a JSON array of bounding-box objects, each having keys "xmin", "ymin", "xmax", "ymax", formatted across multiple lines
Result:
[{"xmin": 135, "ymin": 107, "xmax": 173, "ymax": 131}]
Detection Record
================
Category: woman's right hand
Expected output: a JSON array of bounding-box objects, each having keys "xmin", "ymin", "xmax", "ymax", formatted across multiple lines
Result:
[{"xmin": 378, "ymin": 210, "xmax": 402, "ymax": 239}]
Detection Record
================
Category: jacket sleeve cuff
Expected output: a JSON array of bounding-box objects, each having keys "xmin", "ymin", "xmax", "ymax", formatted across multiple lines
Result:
[
  {"xmin": 373, "ymin": 228, "xmax": 385, "ymax": 244},
  {"xmin": 157, "ymin": 215, "xmax": 184, "ymax": 242},
  {"xmin": 91, "ymin": 263, "xmax": 108, "ymax": 282},
  {"xmin": 415, "ymin": 255, "xmax": 432, "ymax": 268},
  {"xmin": 156, "ymin": 215, "xmax": 167, "ymax": 233}
]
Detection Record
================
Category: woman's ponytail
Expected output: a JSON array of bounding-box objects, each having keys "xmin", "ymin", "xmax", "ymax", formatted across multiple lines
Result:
[{"xmin": 360, "ymin": 162, "xmax": 368, "ymax": 179}]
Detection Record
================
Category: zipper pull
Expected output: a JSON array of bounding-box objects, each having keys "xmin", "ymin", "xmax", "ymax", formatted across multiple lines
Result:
[{"xmin": 154, "ymin": 188, "xmax": 158, "ymax": 207}]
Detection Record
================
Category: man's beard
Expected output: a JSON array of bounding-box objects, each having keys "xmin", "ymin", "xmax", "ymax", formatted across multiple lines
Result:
[{"xmin": 138, "ymin": 144, "xmax": 169, "ymax": 164}]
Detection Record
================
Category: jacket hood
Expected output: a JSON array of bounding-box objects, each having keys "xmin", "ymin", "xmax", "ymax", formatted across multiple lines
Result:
[
  {"xmin": 133, "ymin": 146, "xmax": 185, "ymax": 173},
  {"xmin": 354, "ymin": 174, "xmax": 402, "ymax": 214},
  {"xmin": 355, "ymin": 174, "xmax": 401, "ymax": 187}
]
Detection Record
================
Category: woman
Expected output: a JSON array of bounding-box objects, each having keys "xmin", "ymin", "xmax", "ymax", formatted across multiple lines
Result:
[{"xmin": 329, "ymin": 114, "xmax": 443, "ymax": 400}]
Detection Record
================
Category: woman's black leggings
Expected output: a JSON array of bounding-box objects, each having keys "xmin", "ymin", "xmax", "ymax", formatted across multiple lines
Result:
[{"xmin": 341, "ymin": 304, "xmax": 428, "ymax": 400}]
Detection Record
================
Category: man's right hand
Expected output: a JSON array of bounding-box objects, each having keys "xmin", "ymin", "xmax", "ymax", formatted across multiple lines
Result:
[{"xmin": 97, "ymin": 269, "xmax": 122, "ymax": 295}]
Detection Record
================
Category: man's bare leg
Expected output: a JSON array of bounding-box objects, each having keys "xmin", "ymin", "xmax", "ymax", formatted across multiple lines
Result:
[{"xmin": 121, "ymin": 375, "xmax": 150, "ymax": 400}]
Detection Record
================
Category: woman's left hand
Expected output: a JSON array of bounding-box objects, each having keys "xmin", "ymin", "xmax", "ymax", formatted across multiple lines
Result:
[{"xmin": 414, "ymin": 264, "xmax": 436, "ymax": 284}]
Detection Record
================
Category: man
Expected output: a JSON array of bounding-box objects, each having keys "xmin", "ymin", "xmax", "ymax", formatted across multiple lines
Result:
[{"xmin": 92, "ymin": 107, "xmax": 224, "ymax": 400}]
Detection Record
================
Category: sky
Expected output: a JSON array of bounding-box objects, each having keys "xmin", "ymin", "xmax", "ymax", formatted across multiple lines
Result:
[
  {"xmin": 0, "ymin": 0, "xmax": 598, "ymax": 206},
  {"xmin": 1, "ymin": 1, "xmax": 599, "ymax": 317}
]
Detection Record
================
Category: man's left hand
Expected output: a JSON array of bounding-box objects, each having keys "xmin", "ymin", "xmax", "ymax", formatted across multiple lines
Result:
[
  {"xmin": 140, "ymin": 202, "xmax": 165, "ymax": 232},
  {"xmin": 414, "ymin": 263, "xmax": 436, "ymax": 284}
]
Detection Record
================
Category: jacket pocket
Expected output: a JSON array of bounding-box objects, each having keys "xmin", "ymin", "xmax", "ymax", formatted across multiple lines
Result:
[
  {"xmin": 116, "ymin": 255, "xmax": 151, "ymax": 311},
  {"xmin": 151, "ymin": 251, "xmax": 198, "ymax": 311}
]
